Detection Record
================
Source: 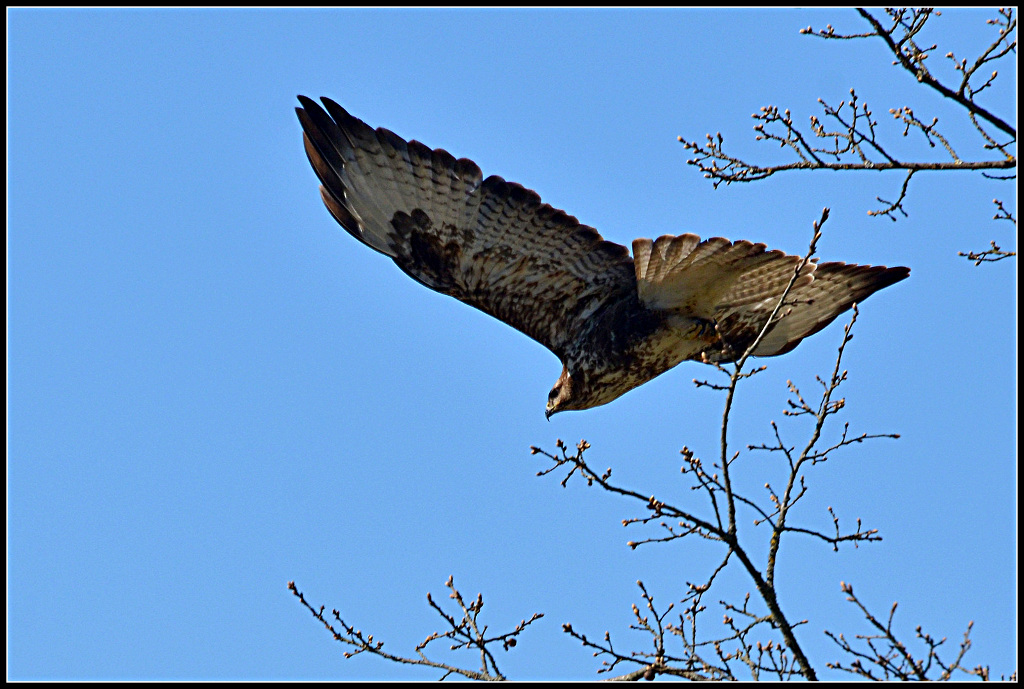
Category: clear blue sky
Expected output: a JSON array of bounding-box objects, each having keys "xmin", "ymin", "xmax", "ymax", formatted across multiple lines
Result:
[{"xmin": 9, "ymin": 8, "xmax": 1016, "ymax": 680}]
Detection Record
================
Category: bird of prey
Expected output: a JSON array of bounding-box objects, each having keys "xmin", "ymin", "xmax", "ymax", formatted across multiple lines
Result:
[{"xmin": 296, "ymin": 96, "xmax": 909, "ymax": 418}]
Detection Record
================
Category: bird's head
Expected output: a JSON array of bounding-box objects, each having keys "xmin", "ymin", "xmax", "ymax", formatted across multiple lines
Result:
[{"xmin": 546, "ymin": 365, "xmax": 582, "ymax": 419}]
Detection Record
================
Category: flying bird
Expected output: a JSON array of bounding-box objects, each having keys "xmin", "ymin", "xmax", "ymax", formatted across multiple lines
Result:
[{"xmin": 296, "ymin": 96, "xmax": 909, "ymax": 418}]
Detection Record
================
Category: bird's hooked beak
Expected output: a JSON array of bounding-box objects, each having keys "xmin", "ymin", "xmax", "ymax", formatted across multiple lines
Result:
[{"xmin": 546, "ymin": 365, "xmax": 573, "ymax": 420}]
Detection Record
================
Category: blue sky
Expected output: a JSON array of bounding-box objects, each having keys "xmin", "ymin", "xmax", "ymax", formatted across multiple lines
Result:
[{"xmin": 9, "ymin": 8, "xmax": 1016, "ymax": 680}]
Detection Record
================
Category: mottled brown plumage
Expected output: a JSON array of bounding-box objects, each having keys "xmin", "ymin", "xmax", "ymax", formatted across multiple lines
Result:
[{"xmin": 296, "ymin": 96, "xmax": 910, "ymax": 417}]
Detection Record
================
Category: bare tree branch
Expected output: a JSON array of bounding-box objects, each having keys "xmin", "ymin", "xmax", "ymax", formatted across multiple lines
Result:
[
  {"xmin": 959, "ymin": 198, "xmax": 1017, "ymax": 264},
  {"xmin": 288, "ymin": 576, "xmax": 542, "ymax": 680},
  {"xmin": 824, "ymin": 581, "xmax": 1012, "ymax": 681},
  {"xmin": 847, "ymin": 8, "xmax": 1016, "ymax": 138},
  {"xmin": 678, "ymin": 8, "xmax": 1016, "ymax": 240}
]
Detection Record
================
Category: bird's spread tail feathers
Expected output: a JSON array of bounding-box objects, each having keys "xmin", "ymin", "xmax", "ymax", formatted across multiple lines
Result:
[{"xmin": 632, "ymin": 234, "xmax": 908, "ymax": 359}]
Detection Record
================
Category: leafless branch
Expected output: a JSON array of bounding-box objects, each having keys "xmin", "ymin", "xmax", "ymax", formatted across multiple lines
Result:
[
  {"xmin": 824, "ymin": 581, "xmax": 1008, "ymax": 680},
  {"xmin": 847, "ymin": 8, "xmax": 1016, "ymax": 138},
  {"xmin": 288, "ymin": 577, "xmax": 542, "ymax": 680},
  {"xmin": 959, "ymin": 239, "xmax": 1017, "ymax": 265},
  {"xmin": 959, "ymin": 198, "xmax": 1017, "ymax": 264},
  {"xmin": 679, "ymin": 8, "xmax": 1016, "ymax": 232}
]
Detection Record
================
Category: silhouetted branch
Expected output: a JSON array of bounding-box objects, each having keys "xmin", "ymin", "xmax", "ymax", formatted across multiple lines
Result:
[
  {"xmin": 678, "ymin": 8, "xmax": 1016, "ymax": 233},
  {"xmin": 959, "ymin": 198, "xmax": 1017, "ymax": 264},
  {"xmin": 845, "ymin": 8, "xmax": 1016, "ymax": 138},
  {"xmin": 959, "ymin": 239, "xmax": 1017, "ymax": 265},
  {"xmin": 562, "ymin": 580, "xmax": 713, "ymax": 681},
  {"xmin": 824, "ymin": 581, "xmax": 1009, "ymax": 680},
  {"xmin": 288, "ymin": 577, "xmax": 542, "ymax": 680}
]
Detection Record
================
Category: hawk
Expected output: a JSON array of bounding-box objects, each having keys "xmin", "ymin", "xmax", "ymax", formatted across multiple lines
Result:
[{"xmin": 296, "ymin": 96, "xmax": 909, "ymax": 418}]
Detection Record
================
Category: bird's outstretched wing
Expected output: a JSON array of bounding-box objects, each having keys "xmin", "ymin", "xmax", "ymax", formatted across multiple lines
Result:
[
  {"xmin": 296, "ymin": 96, "xmax": 636, "ymax": 360},
  {"xmin": 633, "ymin": 233, "xmax": 909, "ymax": 362}
]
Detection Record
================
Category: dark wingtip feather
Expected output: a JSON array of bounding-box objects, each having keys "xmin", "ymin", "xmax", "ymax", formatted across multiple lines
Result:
[
  {"xmin": 816, "ymin": 262, "xmax": 911, "ymax": 299},
  {"xmin": 880, "ymin": 264, "xmax": 911, "ymax": 285}
]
